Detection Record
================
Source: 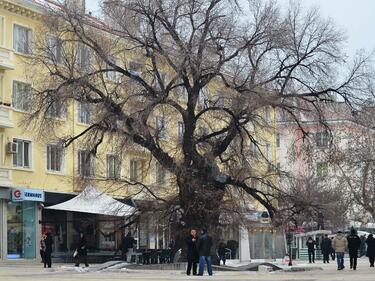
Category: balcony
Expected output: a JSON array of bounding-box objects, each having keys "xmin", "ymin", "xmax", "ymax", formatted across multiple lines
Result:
[
  {"xmin": 0, "ymin": 167, "xmax": 12, "ymax": 187},
  {"xmin": 0, "ymin": 47, "xmax": 14, "ymax": 70},
  {"xmin": 0, "ymin": 105, "xmax": 13, "ymax": 128}
]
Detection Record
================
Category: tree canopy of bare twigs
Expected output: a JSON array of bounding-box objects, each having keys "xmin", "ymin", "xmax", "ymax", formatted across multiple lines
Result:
[{"xmin": 27, "ymin": 0, "xmax": 374, "ymax": 233}]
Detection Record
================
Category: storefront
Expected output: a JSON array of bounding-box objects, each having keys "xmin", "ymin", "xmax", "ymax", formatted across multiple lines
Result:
[{"xmin": 0, "ymin": 187, "xmax": 44, "ymax": 260}]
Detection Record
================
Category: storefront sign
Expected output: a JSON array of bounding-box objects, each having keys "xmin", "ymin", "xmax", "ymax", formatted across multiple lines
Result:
[{"xmin": 12, "ymin": 188, "xmax": 45, "ymax": 202}]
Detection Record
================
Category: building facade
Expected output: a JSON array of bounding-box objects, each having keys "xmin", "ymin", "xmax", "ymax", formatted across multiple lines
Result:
[{"xmin": 0, "ymin": 0, "xmax": 279, "ymax": 262}]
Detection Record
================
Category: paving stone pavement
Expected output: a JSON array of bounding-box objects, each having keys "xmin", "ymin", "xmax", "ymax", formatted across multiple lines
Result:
[{"xmin": 1, "ymin": 258, "xmax": 374, "ymax": 281}]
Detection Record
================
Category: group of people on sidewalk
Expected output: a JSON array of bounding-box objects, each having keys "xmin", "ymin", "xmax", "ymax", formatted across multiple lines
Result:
[
  {"xmin": 40, "ymin": 232, "xmax": 89, "ymax": 268},
  {"xmin": 186, "ymin": 228, "xmax": 214, "ymax": 276},
  {"xmin": 306, "ymin": 228, "xmax": 375, "ymax": 270}
]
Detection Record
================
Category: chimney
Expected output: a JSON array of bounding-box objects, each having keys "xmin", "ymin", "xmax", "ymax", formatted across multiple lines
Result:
[{"xmin": 65, "ymin": 0, "xmax": 86, "ymax": 14}]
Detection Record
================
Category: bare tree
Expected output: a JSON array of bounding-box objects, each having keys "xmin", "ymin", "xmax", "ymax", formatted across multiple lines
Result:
[
  {"xmin": 27, "ymin": 0, "xmax": 373, "ymax": 236},
  {"xmin": 331, "ymin": 108, "xmax": 375, "ymax": 222}
]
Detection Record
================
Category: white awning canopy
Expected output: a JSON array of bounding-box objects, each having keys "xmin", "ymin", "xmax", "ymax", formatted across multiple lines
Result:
[{"xmin": 46, "ymin": 186, "xmax": 136, "ymax": 217}]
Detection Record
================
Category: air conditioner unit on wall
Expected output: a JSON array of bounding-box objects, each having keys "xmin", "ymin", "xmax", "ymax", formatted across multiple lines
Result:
[{"xmin": 6, "ymin": 142, "xmax": 18, "ymax": 154}]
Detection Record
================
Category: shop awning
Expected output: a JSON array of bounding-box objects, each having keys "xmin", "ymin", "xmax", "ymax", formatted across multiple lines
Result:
[{"xmin": 45, "ymin": 186, "xmax": 136, "ymax": 217}]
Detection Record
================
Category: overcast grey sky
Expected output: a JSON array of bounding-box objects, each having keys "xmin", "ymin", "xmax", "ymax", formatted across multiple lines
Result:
[{"xmin": 85, "ymin": 0, "xmax": 375, "ymax": 59}]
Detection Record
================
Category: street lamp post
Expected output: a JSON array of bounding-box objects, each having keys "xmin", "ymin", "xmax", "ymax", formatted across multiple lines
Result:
[{"xmin": 286, "ymin": 232, "xmax": 293, "ymax": 266}]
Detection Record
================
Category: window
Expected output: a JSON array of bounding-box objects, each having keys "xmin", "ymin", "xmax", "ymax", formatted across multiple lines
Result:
[
  {"xmin": 106, "ymin": 155, "xmax": 121, "ymax": 179},
  {"xmin": 46, "ymin": 35, "xmax": 63, "ymax": 64},
  {"xmin": 317, "ymin": 163, "xmax": 329, "ymax": 177},
  {"xmin": 215, "ymin": 91, "xmax": 225, "ymax": 107},
  {"xmin": 47, "ymin": 101, "xmax": 66, "ymax": 119},
  {"xmin": 47, "ymin": 144, "xmax": 63, "ymax": 172},
  {"xmin": 177, "ymin": 121, "xmax": 185, "ymax": 142},
  {"xmin": 276, "ymin": 133, "xmax": 280, "ymax": 148},
  {"xmin": 316, "ymin": 131, "xmax": 329, "ymax": 147},
  {"xmin": 13, "ymin": 139, "xmax": 31, "ymax": 168},
  {"xmin": 153, "ymin": 72, "xmax": 166, "ymax": 90},
  {"xmin": 198, "ymin": 86, "xmax": 209, "ymax": 109},
  {"xmin": 265, "ymin": 143, "xmax": 272, "ymax": 162},
  {"xmin": 129, "ymin": 61, "xmax": 142, "ymax": 77},
  {"xmin": 77, "ymin": 102, "xmax": 91, "ymax": 124},
  {"xmin": 78, "ymin": 150, "xmax": 95, "ymax": 177},
  {"xmin": 13, "ymin": 24, "xmax": 32, "ymax": 54},
  {"xmin": 12, "ymin": 81, "xmax": 32, "ymax": 111},
  {"xmin": 106, "ymin": 56, "xmax": 119, "ymax": 81},
  {"xmin": 0, "ymin": 17, "xmax": 5, "ymax": 47},
  {"xmin": 250, "ymin": 141, "xmax": 258, "ymax": 158},
  {"xmin": 156, "ymin": 116, "xmax": 168, "ymax": 139},
  {"xmin": 156, "ymin": 162, "xmax": 166, "ymax": 184},
  {"xmin": 77, "ymin": 43, "xmax": 91, "ymax": 72},
  {"xmin": 130, "ymin": 159, "xmax": 144, "ymax": 181},
  {"xmin": 265, "ymin": 107, "xmax": 271, "ymax": 124},
  {"xmin": 177, "ymin": 79, "xmax": 188, "ymax": 101}
]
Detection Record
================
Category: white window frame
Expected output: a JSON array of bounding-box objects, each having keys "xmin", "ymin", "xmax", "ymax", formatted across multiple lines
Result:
[
  {"xmin": 77, "ymin": 101, "xmax": 91, "ymax": 125},
  {"xmin": 0, "ymin": 16, "xmax": 5, "ymax": 47},
  {"xmin": 199, "ymin": 86, "xmax": 209, "ymax": 109},
  {"xmin": 106, "ymin": 154, "xmax": 121, "ymax": 179},
  {"xmin": 13, "ymin": 138, "xmax": 32, "ymax": 169},
  {"xmin": 317, "ymin": 162, "xmax": 329, "ymax": 177},
  {"xmin": 77, "ymin": 43, "xmax": 91, "ymax": 72},
  {"xmin": 46, "ymin": 35, "xmax": 63, "ymax": 64},
  {"xmin": 46, "ymin": 100, "xmax": 67, "ymax": 119},
  {"xmin": 316, "ymin": 131, "xmax": 329, "ymax": 147},
  {"xmin": 130, "ymin": 159, "xmax": 144, "ymax": 182},
  {"xmin": 177, "ymin": 121, "xmax": 185, "ymax": 142},
  {"xmin": 78, "ymin": 150, "xmax": 95, "ymax": 177},
  {"xmin": 265, "ymin": 143, "xmax": 272, "ymax": 162},
  {"xmin": 156, "ymin": 116, "xmax": 168, "ymax": 140},
  {"xmin": 46, "ymin": 143, "xmax": 64, "ymax": 173},
  {"xmin": 12, "ymin": 80, "xmax": 32, "ymax": 112},
  {"xmin": 276, "ymin": 133, "xmax": 280, "ymax": 148},
  {"xmin": 156, "ymin": 162, "xmax": 166, "ymax": 184},
  {"xmin": 13, "ymin": 23, "xmax": 32, "ymax": 55}
]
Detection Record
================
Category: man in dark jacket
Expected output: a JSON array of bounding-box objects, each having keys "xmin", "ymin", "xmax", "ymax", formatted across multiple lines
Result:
[
  {"xmin": 306, "ymin": 237, "xmax": 316, "ymax": 263},
  {"xmin": 75, "ymin": 232, "xmax": 89, "ymax": 267},
  {"xmin": 366, "ymin": 234, "xmax": 375, "ymax": 267},
  {"xmin": 186, "ymin": 229, "xmax": 199, "ymax": 275},
  {"xmin": 347, "ymin": 228, "xmax": 361, "ymax": 270},
  {"xmin": 44, "ymin": 232, "xmax": 53, "ymax": 268},
  {"xmin": 121, "ymin": 232, "xmax": 136, "ymax": 262},
  {"xmin": 197, "ymin": 229, "xmax": 213, "ymax": 276},
  {"xmin": 321, "ymin": 234, "xmax": 332, "ymax": 264}
]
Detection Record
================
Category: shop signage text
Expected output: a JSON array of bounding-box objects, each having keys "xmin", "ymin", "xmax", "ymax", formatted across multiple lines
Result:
[{"xmin": 12, "ymin": 188, "xmax": 45, "ymax": 202}]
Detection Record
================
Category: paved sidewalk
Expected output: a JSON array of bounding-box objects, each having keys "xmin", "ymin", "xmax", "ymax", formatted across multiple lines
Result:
[{"xmin": 1, "ymin": 258, "xmax": 374, "ymax": 281}]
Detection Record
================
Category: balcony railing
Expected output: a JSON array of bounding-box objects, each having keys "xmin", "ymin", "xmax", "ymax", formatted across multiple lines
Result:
[
  {"xmin": 0, "ymin": 105, "xmax": 14, "ymax": 128},
  {"xmin": 0, "ymin": 46, "xmax": 14, "ymax": 70},
  {"xmin": 0, "ymin": 167, "xmax": 12, "ymax": 187}
]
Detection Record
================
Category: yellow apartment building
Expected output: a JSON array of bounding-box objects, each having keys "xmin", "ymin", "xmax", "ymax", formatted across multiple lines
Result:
[{"xmin": 0, "ymin": 0, "xmax": 279, "ymax": 262}]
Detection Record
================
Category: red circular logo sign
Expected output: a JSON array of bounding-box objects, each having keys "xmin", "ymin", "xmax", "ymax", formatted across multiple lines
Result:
[{"xmin": 14, "ymin": 189, "xmax": 21, "ymax": 198}]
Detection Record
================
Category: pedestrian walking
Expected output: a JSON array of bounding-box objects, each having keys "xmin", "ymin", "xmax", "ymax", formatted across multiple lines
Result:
[
  {"xmin": 44, "ymin": 232, "xmax": 53, "ymax": 268},
  {"xmin": 332, "ymin": 231, "xmax": 348, "ymax": 270},
  {"xmin": 186, "ymin": 229, "xmax": 199, "ymax": 275},
  {"xmin": 75, "ymin": 232, "xmax": 89, "ymax": 267},
  {"xmin": 330, "ymin": 237, "xmax": 335, "ymax": 261},
  {"xmin": 217, "ymin": 240, "xmax": 226, "ymax": 266},
  {"xmin": 197, "ymin": 229, "xmax": 213, "ymax": 276},
  {"xmin": 40, "ymin": 233, "xmax": 46, "ymax": 264},
  {"xmin": 347, "ymin": 228, "xmax": 361, "ymax": 270},
  {"xmin": 120, "ymin": 232, "xmax": 136, "ymax": 262},
  {"xmin": 360, "ymin": 235, "xmax": 367, "ymax": 257},
  {"xmin": 320, "ymin": 234, "xmax": 332, "ymax": 264},
  {"xmin": 306, "ymin": 236, "xmax": 316, "ymax": 263},
  {"xmin": 366, "ymin": 234, "xmax": 375, "ymax": 267}
]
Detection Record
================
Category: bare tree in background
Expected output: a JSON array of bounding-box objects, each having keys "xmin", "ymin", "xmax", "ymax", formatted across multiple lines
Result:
[
  {"xmin": 27, "ymin": 0, "xmax": 373, "ymax": 237},
  {"xmin": 331, "ymin": 108, "xmax": 375, "ymax": 222}
]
